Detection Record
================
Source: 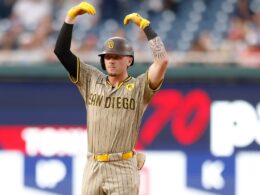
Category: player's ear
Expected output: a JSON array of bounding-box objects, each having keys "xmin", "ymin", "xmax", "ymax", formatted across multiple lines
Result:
[{"xmin": 127, "ymin": 57, "xmax": 133, "ymax": 66}]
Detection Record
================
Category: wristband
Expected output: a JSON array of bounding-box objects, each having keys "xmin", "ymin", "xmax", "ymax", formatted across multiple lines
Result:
[{"xmin": 143, "ymin": 25, "xmax": 158, "ymax": 41}]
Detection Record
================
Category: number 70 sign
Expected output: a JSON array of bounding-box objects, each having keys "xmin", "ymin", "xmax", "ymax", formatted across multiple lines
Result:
[{"xmin": 137, "ymin": 89, "xmax": 211, "ymax": 149}]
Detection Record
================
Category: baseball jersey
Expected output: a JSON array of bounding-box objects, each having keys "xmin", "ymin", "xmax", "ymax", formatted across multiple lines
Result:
[{"xmin": 70, "ymin": 58, "xmax": 161, "ymax": 154}]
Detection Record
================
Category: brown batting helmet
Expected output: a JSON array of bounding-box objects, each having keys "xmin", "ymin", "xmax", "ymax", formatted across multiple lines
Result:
[{"xmin": 98, "ymin": 37, "xmax": 134, "ymax": 70}]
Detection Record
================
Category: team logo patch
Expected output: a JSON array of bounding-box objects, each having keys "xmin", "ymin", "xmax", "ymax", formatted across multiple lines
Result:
[
  {"xmin": 126, "ymin": 83, "xmax": 134, "ymax": 91},
  {"xmin": 107, "ymin": 40, "xmax": 114, "ymax": 49}
]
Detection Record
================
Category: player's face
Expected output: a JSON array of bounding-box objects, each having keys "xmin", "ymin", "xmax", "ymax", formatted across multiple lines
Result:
[{"xmin": 104, "ymin": 54, "xmax": 132, "ymax": 77}]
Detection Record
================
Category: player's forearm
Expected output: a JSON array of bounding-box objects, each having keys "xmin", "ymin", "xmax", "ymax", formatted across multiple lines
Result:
[
  {"xmin": 123, "ymin": 12, "xmax": 168, "ymax": 65},
  {"xmin": 123, "ymin": 12, "xmax": 169, "ymax": 89},
  {"xmin": 143, "ymin": 26, "xmax": 168, "ymax": 66},
  {"xmin": 54, "ymin": 22, "xmax": 77, "ymax": 77},
  {"xmin": 143, "ymin": 26, "xmax": 168, "ymax": 89}
]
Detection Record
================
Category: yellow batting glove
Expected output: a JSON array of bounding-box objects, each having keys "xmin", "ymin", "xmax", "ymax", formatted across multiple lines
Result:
[
  {"xmin": 124, "ymin": 13, "xmax": 150, "ymax": 30},
  {"xmin": 67, "ymin": 2, "xmax": 96, "ymax": 20}
]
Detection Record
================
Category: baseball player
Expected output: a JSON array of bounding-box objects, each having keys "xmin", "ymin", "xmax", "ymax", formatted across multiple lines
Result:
[{"xmin": 54, "ymin": 2, "xmax": 168, "ymax": 195}]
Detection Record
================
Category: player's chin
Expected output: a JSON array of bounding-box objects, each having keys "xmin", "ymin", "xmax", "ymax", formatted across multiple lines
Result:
[
  {"xmin": 107, "ymin": 72, "xmax": 118, "ymax": 77},
  {"xmin": 107, "ymin": 69, "xmax": 118, "ymax": 77}
]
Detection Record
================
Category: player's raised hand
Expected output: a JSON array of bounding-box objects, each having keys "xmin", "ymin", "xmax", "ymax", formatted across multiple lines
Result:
[
  {"xmin": 67, "ymin": 2, "xmax": 96, "ymax": 20},
  {"xmin": 123, "ymin": 13, "xmax": 150, "ymax": 30}
]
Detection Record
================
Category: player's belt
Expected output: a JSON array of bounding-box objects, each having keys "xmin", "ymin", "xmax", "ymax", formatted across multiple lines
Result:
[{"xmin": 91, "ymin": 151, "xmax": 134, "ymax": 162}]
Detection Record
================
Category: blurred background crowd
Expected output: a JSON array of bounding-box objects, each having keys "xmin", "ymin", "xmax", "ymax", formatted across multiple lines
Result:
[{"xmin": 0, "ymin": 0, "xmax": 260, "ymax": 67}]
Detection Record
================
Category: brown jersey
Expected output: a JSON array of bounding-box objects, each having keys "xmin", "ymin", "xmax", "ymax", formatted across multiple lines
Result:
[{"xmin": 71, "ymin": 58, "xmax": 160, "ymax": 154}]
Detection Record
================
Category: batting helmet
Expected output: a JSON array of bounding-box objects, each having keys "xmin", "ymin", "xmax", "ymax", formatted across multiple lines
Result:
[{"xmin": 98, "ymin": 37, "xmax": 134, "ymax": 70}]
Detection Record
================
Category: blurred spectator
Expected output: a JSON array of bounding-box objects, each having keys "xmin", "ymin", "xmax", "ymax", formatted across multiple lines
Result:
[
  {"xmin": 111, "ymin": 28, "xmax": 126, "ymax": 37},
  {"xmin": 99, "ymin": 0, "xmax": 137, "ymax": 23},
  {"xmin": 0, "ymin": 0, "xmax": 16, "ymax": 49},
  {"xmin": 237, "ymin": 7, "xmax": 260, "ymax": 67},
  {"xmin": 79, "ymin": 33, "xmax": 98, "ymax": 53},
  {"xmin": 224, "ymin": 16, "xmax": 249, "ymax": 53},
  {"xmin": 146, "ymin": 0, "xmax": 179, "ymax": 16},
  {"xmin": 1, "ymin": 0, "xmax": 260, "ymax": 67},
  {"xmin": 0, "ymin": 0, "xmax": 52, "ymax": 50},
  {"xmin": 234, "ymin": 0, "xmax": 252, "ymax": 21},
  {"xmin": 0, "ymin": 0, "xmax": 16, "ymax": 19},
  {"xmin": 163, "ymin": 0, "xmax": 179, "ymax": 13},
  {"xmin": 13, "ymin": 0, "xmax": 52, "ymax": 49},
  {"xmin": 147, "ymin": 0, "xmax": 163, "ymax": 13},
  {"xmin": 246, "ymin": 11, "xmax": 260, "ymax": 47},
  {"xmin": 228, "ymin": 17, "xmax": 248, "ymax": 42},
  {"xmin": 190, "ymin": 31, "xmax": 215, "ymax": 52}
]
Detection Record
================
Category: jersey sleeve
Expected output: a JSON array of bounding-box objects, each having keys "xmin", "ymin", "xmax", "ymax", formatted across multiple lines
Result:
[
  {"xmin": 138, "ymin": 70, "xmax": 163, "ymax": 105},
  {"xmin": 69, "ymin": 57, "xmax": 104, "ymax": 103}
]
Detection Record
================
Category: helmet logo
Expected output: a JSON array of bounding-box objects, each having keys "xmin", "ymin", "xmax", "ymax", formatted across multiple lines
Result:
[
  {"xmin": 107, "ymin": 40, "xmax": 114, "ymax": 49},
  {"xmin": 126, "ymin": 83, "xmax": 134, "ymax": 91}
]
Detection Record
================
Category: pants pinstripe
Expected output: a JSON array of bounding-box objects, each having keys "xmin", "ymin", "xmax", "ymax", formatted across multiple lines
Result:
[{"xmin": 81, "ymin": 155, "xmax": 140, "ymax": 195}]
